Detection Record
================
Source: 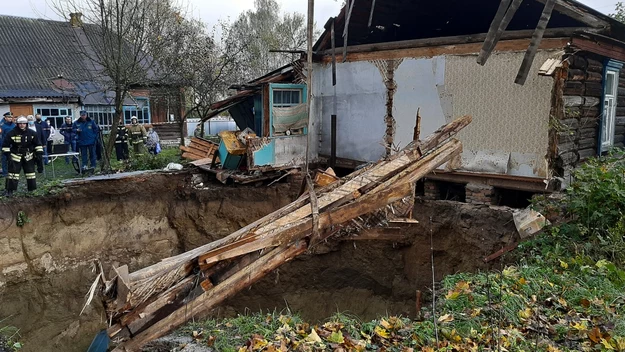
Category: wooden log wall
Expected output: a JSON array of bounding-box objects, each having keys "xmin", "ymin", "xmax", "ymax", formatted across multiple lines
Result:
[{"xmin": 553, "ymin": 51, "xmax": 625, "ymax": 181}]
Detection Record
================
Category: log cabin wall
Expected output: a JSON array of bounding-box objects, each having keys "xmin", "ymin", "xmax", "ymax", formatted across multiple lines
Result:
[{"xmin": 556, "ymin": 51, "xmax": 625, "ymax": 183}]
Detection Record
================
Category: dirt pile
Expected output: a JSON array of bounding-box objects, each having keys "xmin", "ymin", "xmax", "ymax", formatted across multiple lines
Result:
[{"xmin": 0, "ymin": 171, "xmax": 518, "ymax": 352}]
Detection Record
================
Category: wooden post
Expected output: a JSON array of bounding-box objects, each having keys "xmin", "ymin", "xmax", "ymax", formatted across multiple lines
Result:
[
  {"xmin": 330, "ymin": 114, "xmax": 337, "ymax": 167},
  {"xmin": 515, "ymin": 0, "xmax": 556, "ymax": 85},
  {"xmin": 416, "ymin": 290, "xmax": 422, "ymax": 317},
  {"xmin": 477, "ymin": 0, "xmax": 524, "ymax": 66},
  {"xmin": 413, "ymin": 107, "xmax": 422, "ymax": 141},
  {"xmin": 304, "ymin": 0, "xmax": 314, "ymax": 176},
  {"xmin": 331, "ymin": 18, "xmax": 337, "ymax": 86}
]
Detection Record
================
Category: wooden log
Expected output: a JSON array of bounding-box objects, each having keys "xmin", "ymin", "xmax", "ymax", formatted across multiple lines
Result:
[
  {"xmin": 181, "ymin": 152, "xmax": 204, "ymax": 161},
  {"xmin": 515, "ymin": 0, "xmax": 556, "ymax": 85},
  {"xmin": 477, "ymin": 0, "xmax": 524, "ymax": 66},
  {"xmin": 477, "ymin": 0, "xmax": 512, "ymax": 65},
  {"xmin": 307, "ymin": 175, "xmax": 321, "ymax": 246},
  {"xmin": 199, "ymin": 139, "xmax": 461, "ymax": 265},
  {"xmin": 112, "ymin": 242, "xmax": 308, "ymax": 352}
]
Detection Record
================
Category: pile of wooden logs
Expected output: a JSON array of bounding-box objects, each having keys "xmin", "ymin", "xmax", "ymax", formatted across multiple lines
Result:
[
  {"xmin": 180, "ymin": 137, "xmax": 219, "ymax": 163},
  {"xmin": 94, "ymin": 115, "xmax": 472, "ymax": 351}
]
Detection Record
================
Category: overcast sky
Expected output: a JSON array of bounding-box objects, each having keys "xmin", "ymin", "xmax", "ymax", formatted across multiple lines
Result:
[{"xmin": 1, "ymin": 0, "xmax": 621, "ymax": 29}]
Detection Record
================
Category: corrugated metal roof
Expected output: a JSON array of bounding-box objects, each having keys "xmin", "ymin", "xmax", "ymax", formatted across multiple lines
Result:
[{"xmin": 0, "ymin": 15, "xmax": 103, "ymax": 100}]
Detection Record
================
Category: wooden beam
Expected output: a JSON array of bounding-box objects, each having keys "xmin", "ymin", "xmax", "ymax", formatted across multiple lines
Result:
[
  {"xmin": 571, "ymin": 36, "xmax": 625, "ymax": 62},
  {"xmin": 368, "ymin": 0, "xmax": 377, "ymax": 28},
  {"xmin": 341, "ymin": 228, "xmax": 412, "ymax": 242},
  {"xmin": 321, "ymin": 38, "xmax": 568, "ymax": 63},
  {"xmin": 478, "ymin": 0, "xmax": 524, "ymax": 66},
  {"xmin": 320, "ymin": 28, "xmax": 584, "ymax": 56},
  {"xmin": 425, "ymin": 171, "xmax": 549, "ymax": 193},
  {"xmin": 477, "ymin": 0, "xmax": 513, "ymax": 65},
  {"xmin": 413, "ymin": 108, "xmax": 421, "ymax": 141},
  {"xmin": 112, "ymin": 243, "xmax": 308, "ymax": 352},
  {"xmin": 535, "ymin": 0, "xmax": 610, "ymax": 28},
  {"xmin": 515, "ymin": 0, "xmax": 557, "ymax": 85},
  {"xmin": 343, "ymin": 0, "xmax": 356, "ymax": 62},
  {"xmin": 331, "ymin": 18, "xmax": 337, "ymax": 86}
]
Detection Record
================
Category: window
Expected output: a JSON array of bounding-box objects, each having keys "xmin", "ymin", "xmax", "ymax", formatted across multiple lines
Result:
[
  {"xmin": 85, "ymin": 105, "xmax": 115, "ymax": 132},
  {"xmin": 123, "ymin": 98, "xmax": 151, "ymax": 125},
  {"xmin": 35, "ymin": 106, "xmax": 72, "ymax": 130},
  {"xmin": 601, "ymin": 60, "xmax": 624, "ymax": 153},
  {"xmin": 270, "ymin": 84, "xmax": 307, "ymax": 136},
  {"xmin": 272, "ymin": 90, "xmax": 301, "ymax": 108}
]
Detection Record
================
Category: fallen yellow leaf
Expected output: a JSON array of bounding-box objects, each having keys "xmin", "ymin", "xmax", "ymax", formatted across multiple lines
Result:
[
  {"xmin": 374, "ymin": 326, "xmax": 390, "ymax": 339},
  {"xmin": 438, "ymin": 314, "xmax": 454, "ymax": 323}
]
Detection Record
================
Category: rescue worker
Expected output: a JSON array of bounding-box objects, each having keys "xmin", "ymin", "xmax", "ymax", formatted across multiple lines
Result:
[
  {"xmin": 35, "ymin": 114, "xmax": 51, "ymax": 164},
  {"xmin": 73, "ymin": 110, "xmax": 99, "ymax": 170},
  {"xmin": 0, "ymin": 112, "xmax": 16, "ymax": 177},
  {"xmin": 114, "ymin": 119, "xmax": 129, "ymax": 161},
  {"xmin": 2, "ymin": 116, "xmax": 44, "ymax": 196},
  {"xmin": 128, "ymin": 116, "xmax": 147, "ymax": 155}
]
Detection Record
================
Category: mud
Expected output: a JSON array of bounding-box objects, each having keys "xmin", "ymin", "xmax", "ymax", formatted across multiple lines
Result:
[{"xmin": 0, "ymin": 171, "xmax": 519, "ymax": 352}]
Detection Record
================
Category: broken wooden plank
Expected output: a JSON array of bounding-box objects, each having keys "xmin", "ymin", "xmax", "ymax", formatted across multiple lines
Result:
[
  {"xmin": 342, "ymin": 0, "xmax": 355, "ymax": 62},
  {"xmin": 112, "ymin": 242, "xmax": 307, "ymax": 352},
  {"xmin": 477, "ymin": 0, "xmax": 512, "ymax": 65},
  {"xmin": 198, "ymin": 139, "xmax": 462, "ymax": 265},
  {"xmin": 368, "ymin": 0, "xmax": 377, "ymax": 28},
  {"xmin": 515, "ymin": 0, "xmax": 556, "ymax": 85},
  {"xmin": 479, "ymin": 0, "xmax": 524, "ymax": 65},
  {"xmin": 341, "ymin": 228, "xmax": 411, "ymax": 242},
  {"xmin": 413, "ymin": 107, "xmax": 421, "ymax": 141}
]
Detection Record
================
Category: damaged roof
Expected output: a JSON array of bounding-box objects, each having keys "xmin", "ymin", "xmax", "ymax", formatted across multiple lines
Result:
[{"xmin": 314, "ymin": 0, "xmax": 625, "ymax": 51}]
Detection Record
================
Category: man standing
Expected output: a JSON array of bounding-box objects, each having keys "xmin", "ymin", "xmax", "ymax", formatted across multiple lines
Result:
[
  {"xmin": 2, "ymin": 116, "xmax": 44, "ymax": 196},
  {"xmin": 114, "ymin": 119, "xmax": 129, "ymax": 161},
  {"xmin": 35, "ymin": 114, "xmax": 51, "ymax": 164},
  {"xmin": 27, "ymin": 115, "xmax": 45, "ymax": 147},
  {"xmin": 73, "ymin": 110, "xmax": 99, "ymax": 171},
  {"xmin": 59, "ymin": 116, "xmax": 76, "ymax": 164},
  {"xmin": 0, "ymin": 112, "xmax": 16, "ymax": 177},
  {"xmin": 128, "ymin": 116, "xmax": 147, "ymax": 155}
]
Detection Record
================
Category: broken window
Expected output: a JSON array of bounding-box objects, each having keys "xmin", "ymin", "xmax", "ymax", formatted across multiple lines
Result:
[{"xmin": 601, "ymin": 61, "xmax": 623, "ymax": 152}]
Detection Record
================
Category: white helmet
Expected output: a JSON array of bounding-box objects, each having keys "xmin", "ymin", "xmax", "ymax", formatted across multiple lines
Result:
[
  {"xmin": 16, "ymin": 116, "xmax": 27, "ymax": 124},
  {"xmin": 131, "ymin": 116, "xmax": 138, "ymax": 121}
]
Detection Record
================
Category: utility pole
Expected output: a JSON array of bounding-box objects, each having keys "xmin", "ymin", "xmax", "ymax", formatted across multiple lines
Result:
[{"xmin": 304, "ymin": 0, "xmax": 314, "ymax": 177}]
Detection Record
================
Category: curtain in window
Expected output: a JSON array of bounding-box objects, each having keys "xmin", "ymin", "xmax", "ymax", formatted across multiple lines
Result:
[{"xmin": 272, "ymin": 103, "xmax": 308, "ymax": 133}]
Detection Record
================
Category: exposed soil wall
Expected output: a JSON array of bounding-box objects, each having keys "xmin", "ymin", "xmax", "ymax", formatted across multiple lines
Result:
[{"xmin": 0, "ymin": 172, "xmax": 519, "ymax": 352}]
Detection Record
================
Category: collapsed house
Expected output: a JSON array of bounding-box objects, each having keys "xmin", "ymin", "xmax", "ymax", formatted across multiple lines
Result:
[{"xmin": 207, "ymin": 0, "xmax": 625, "ymax": 204}]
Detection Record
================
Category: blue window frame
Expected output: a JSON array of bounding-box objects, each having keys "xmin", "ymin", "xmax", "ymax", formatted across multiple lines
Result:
[
  {"xmin": 599, "ymin": 60, "xmax": 624, "ymax": 154},
  {"xmin": 268, "ymin": 83, "xmax": 307, "ymax": 137}
]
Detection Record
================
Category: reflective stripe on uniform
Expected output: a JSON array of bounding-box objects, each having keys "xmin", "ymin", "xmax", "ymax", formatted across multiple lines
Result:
[
  {"xmin": 11, "ymin": 136, "xmax": 20, "ymax": 142},
  {"xmin": 25, "ymin": 173, "xmax": 36, "ymax": 179},
  {"xmin": 35, "ymin": 146, "xmax": 43, "ymax": 152},
  {"xmin": 8, "ymin": 173, "xmax": 20, "ymax": 180},
  {"xmin": 1, "ymin": 147, "xmax": 9, "ymax": 153},
  {"xmin": 10, "ymin": 153, "xmax": 21, "ymax": 162}
]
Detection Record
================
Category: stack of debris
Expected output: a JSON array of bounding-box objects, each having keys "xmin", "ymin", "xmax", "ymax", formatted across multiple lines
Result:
[
  {"xmin": 90, "ymin": 115, "xmax": 472, "ymax": 352},
  {"xmin": 179, "ymin": 137, "xmax": 219, "ymax": 163}
]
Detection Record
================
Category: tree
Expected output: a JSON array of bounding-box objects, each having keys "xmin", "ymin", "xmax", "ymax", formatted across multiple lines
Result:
[
  {"xmin": 153, "ymin": 18, "xmax": 249, "ymax": 144},
  {"xmin": 229, "ymin": 0, "xmax": 308, "ymax": 80},
  {"xmin": 611, "ymin": 2, "xmax": 625, "ymax": 23},
  {"xmin": 50, "ymin": 0, "xmax": 185, "ymax": 169}
]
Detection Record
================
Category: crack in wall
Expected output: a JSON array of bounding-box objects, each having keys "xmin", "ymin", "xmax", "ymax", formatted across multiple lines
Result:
[{"xmin": 374, "ymin": 59, "xmax": 403, "ymax": 157}]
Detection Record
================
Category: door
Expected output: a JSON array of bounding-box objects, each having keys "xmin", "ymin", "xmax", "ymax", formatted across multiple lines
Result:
[{"xmin": 9, "ymin": 104, "xmax": 34, "ymax": 117}]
